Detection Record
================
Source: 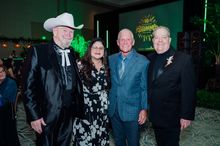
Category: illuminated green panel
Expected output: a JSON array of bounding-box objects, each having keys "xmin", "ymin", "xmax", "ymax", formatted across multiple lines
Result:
[{"xmin": 204, "ymin": 0, "xmax": 208, "ymax": 33}]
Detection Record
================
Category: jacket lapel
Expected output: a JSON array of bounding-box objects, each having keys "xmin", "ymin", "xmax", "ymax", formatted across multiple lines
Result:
[
  {"xmin": 120, "ymin": 50, "xmax": 137, "ymax": 80},
  {"xmin": 154, "ymin": 50, "xmax": 176, "ymax": 81},
  {"xmin": 159, "ymin": 49, "xmax": 176, "ymax": 75},
  {"xmin": 48, "ymin": 44, "xmax": 62, "ymax": 84},
  {"xmin": 115, "ymin": 54, "xmax": 121, "ymax": 82},
  {"xmin": 148, "ymin": 53, "xmax": 157, "ymax": 84},
  {"xmin": 69, "ymin": 49, "xmax": 81, "ymax": 81}
]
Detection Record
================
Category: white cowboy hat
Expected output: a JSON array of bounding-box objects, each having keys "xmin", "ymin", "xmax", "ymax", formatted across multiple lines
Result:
[{"xmin": 43, "ymin": 12, "xmax": 84, "ymax": 32}]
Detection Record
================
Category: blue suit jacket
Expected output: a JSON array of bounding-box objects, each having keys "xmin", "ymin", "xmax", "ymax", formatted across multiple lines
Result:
[{"xmin": 108, "ymin": 50, "xmax": 149, "ymax": 121}]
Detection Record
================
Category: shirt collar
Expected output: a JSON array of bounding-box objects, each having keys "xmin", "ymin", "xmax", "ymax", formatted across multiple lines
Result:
[{"xmin": 119, "ymin": 49, "xmax": 134, "ymax": 60}]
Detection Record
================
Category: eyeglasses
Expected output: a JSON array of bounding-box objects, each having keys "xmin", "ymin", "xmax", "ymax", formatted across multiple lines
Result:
[
  {"xmin": 92, "ymin": 47, "xmax": 104, "ymax": 50},
  {"xmin": 0, "ymin": 70, "xmax": 5, "ymax": 73}
]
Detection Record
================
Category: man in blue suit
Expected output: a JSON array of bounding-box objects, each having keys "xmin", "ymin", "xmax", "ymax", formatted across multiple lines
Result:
[{"xmin": 109, "ymin": 28, "xmax": 149, "ymax": 146}]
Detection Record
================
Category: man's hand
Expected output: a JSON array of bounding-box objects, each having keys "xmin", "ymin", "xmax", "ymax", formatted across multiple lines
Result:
[
  {"xmin": 180, "ymin": 118, "xmax": 192, "ymax": 130},
  {"xmin": 31, "ymin": 118, "xmax": 46, "ymax": 134},
  {"xmin": 138, "ymin": 110, "xmax": 147, "ymax": 125}
]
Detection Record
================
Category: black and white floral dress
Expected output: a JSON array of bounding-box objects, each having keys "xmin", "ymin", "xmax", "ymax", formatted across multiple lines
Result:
[{"xmin": 73, "ymin": 64, "xmax": 109, "ymax": 146}]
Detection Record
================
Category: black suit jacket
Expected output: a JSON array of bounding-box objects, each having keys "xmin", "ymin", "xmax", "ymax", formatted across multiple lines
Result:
[
  {"xmin": 147, "ymin": 49, "xmax": 196, "ymax": 128},
  {"xmin": 22, "ymin": 41, "xmax": 84, "ymax": 124}
]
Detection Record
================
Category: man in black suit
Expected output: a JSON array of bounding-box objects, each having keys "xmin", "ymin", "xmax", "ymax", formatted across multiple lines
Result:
[
  {"xmin": 147, "ymin": 26, "xmax": 196, "ymax": 146},
  {"xmin": 22, "ymin": 12, "xmax": 84, "ymax": 146}
]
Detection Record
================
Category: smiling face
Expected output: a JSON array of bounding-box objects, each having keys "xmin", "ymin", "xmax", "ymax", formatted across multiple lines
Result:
[
  {"xmin": 91, "ymin": 41, "xmax": 105, "ymax": 61},
  {"xmin": 53, "ymin": 26, "xmax": 74, "ymax": 49},
  {"xmin": 152, "ymin": 27, "xmax": 171, "ymax": 54},
  {"xmin": 117, "ymin": 29, "xmax": 135, "ymax": 57}
]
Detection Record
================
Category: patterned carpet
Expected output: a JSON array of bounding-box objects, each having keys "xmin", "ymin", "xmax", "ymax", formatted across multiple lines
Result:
[
  {"xmin": 16, "ymin": 102, "xmax": 220, "ymax": 146},
  {"xmin": 110, "ymin": 107, "xmax": 220, "ymax": 146}
]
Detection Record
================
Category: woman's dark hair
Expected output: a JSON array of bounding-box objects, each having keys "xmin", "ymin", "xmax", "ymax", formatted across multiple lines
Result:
[{"xmin": 80, "ymin": 38, "xmax": 110, "ymax": 90}]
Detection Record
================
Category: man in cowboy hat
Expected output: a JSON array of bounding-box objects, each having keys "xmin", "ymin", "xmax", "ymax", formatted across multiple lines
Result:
[{"xmin": 22, "ymin": 12, "xmax": 85, "ymax": 146}]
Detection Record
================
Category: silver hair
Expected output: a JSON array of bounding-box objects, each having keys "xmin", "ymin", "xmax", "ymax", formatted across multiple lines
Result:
[
  {"xmin": 152, "ymin": 26, "xmax": 170, "ymax": 37},
  {"xmin": 117, "ymin": 28, "xmax": 134, "ymax": 41}
]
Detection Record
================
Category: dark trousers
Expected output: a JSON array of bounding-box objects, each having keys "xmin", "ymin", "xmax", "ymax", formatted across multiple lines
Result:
[
  {"xmin": 110, "ymin": 109, "xmax": 140, "ymax": 146},
  {"xmin": 0, "ymin": 104, "xmax": 21, "ymax": 146},
  {"xmin": 36, "ymin": 107, "xmax": 73, "ymax": 146},
  {"xmin": 153, "ymin": 126, "xmax": 180, "ymax": 146}
]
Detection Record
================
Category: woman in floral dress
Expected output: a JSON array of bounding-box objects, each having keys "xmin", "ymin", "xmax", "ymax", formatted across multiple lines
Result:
[{"xmin": 73, "ymin": 38, "xmax": 110, "ymax": 146}]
